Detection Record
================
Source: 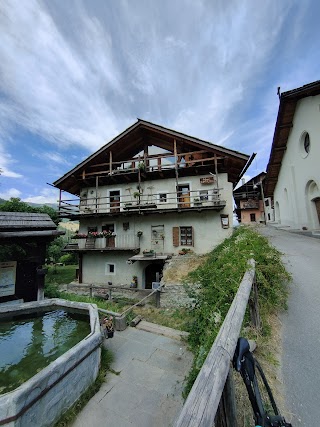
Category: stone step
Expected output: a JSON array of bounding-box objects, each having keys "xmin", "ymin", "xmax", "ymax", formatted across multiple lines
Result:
[{"xmin": 136, "ymin": 320, "xmax": 189, "ymax": 341}]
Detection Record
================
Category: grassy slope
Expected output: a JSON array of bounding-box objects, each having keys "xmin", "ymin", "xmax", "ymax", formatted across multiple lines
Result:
[{"xmin": 183, "ymin": 226, "xmax": 291, "ymax": 396}]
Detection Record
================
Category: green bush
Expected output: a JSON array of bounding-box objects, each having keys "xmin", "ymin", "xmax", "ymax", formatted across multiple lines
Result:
[{"xmin": 183, "ymin": 226, "xmax": 291, "ymax": 396}]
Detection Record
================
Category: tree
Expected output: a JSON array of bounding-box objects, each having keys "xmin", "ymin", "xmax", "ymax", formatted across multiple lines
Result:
[
  {"xmin": 0, "ymin": 198, "xmax": 62, "ymax": 263},
  {"xmin": 0, "ymin": 198, "xmax": 59, "ymax": 225}
]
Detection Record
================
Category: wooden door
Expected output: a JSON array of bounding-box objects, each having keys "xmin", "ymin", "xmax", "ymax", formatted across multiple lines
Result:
[
  {"xmin": 178, "ymin": 185, "xmax": 190, "ymax": 208},
  {"xmin": 145, "ymin": 263, "xmax": 163, "ymax": 289},
  {"xmin": 110, "ymin": 191, "xmax": 120, "ymax": 213},
  {"xmin": 102, "ymin": 224, "xmax": 115, "ymax": 247}
]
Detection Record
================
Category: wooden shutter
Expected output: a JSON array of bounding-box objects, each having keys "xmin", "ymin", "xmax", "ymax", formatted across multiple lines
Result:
[
  {"xmin": 172, "ymin": 227, "xmax": 179, "ymax": 247},
  {"xmin": 191, "ymin": 226, "xmax": 194, "ymax": 246}
]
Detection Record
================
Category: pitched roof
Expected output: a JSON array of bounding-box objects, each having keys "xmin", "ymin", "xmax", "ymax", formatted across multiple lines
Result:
[
  {"xmin": 53, "ymin": 119, "xmax": 250, "ymax": 195},
  {"xmin": 0, "ymin": 212, "xmax": 64, "ymax": 239},
  {"xmin": 264, "ymin": 80, "xmax": 320, "ymax": 197}
]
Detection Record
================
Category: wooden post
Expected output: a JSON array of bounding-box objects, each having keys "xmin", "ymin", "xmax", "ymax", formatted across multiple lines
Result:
[
  {"xmin": 90, "ymin": 285, "xmax": 93, "ymax": 297},
  {"xmin": 109, "ymin": 151, "xmax": 113, "ymax": 175},
  {"xmin": 249, "ymin": 274, "xmax": 261, "ymax": 330},
  {"xmin": 59, "ymin": 189, "xmax": 62, "ymax": 213},
  {"xmin": 174, "ymin": 139, "xmax": 179, "ymax": 200},
  {"xmin": 95, "ymin": 176, "xmax": 99, "ymax": 213},
  {"xmin": 155, "ymin": 289, "xmax": 161, "ymax": 308},
  {"xmin": 78, "ymin": 253, "xmax": 83, "ymax": 284},
  {"xmin": 109, "ymin": 288, "xmax": 112, "ymax": 300},
  {"xmin": 214, "ymin": 154, "xmax": 219, "ymax": 190},
  {"xmin": 215, "ymin": 367, "xmax": 238, "ymax": 427}
]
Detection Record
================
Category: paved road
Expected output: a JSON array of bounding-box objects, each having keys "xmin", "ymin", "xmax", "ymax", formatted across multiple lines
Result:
[{"xmin": 259, "ymin": 226, "xmax": 320, "ymax": 426}]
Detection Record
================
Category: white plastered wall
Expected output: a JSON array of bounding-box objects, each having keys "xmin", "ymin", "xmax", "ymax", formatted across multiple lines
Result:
[
  {"xmin": 273, "ymin": 95, "xmax": 320, "ymax": 230},
  {"xmin": 79, "ymin": 174, "xmax": 234, "ymax": 286}
]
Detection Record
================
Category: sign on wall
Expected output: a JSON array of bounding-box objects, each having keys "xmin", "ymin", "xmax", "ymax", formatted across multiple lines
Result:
[
  {"xmin": 0, "ymin": 261, "xmax": 17, "ymax": 297},
  {"xmin": 200, "ymin": 176, "xmax": 215, "ymax": 185}
]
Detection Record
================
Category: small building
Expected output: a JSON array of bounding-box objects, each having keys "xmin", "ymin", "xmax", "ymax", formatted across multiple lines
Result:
[
  {"xmin": 0, "ymin": 212, "xmax": 64, "ymax": 304},
  {"xmin": 264, "ymin": 80, "xmax": 320, "ymax": 230},
  {"xmin": 53, "ymin": 119, "xmax": 251, "ymax": 289},
  {"xmin": 233, "ymin": 172, "xmax": 270, "ymax": 224}
]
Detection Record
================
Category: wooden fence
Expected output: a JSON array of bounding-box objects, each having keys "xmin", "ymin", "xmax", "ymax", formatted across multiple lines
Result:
[{"xmin": 174, "ymin": 259, "xmax": 260, "ymax": 427}]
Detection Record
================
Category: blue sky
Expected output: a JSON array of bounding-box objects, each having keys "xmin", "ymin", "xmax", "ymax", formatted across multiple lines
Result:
[{"xmin": 0, "ymin": 0, "xmax": 319, "ymax": 203}]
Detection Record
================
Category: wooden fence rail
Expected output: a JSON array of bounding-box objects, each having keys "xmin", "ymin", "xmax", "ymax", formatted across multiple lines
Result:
[{"xmin": 174, "ymin": 259, "xmax": 258, "ymax": 427}]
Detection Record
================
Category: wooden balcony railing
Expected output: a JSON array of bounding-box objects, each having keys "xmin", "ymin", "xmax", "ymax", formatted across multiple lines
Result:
[
  {"xmin": 67, "ymin": 233, "xmax": 139, "ymax": 251},
  {"xmin": 58, "ymin": 189, "xmax": 226, "ymax": 217},
  {"xmin": 242, "ymin": 200, "xmax": 259, "ymax": 209}
]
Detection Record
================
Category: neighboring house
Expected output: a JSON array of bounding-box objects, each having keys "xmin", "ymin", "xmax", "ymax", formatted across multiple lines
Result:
[
  {"xmin": 264, "ymin": 80, "xmax": 320, "ymax": 230},
  {"xmin": 0, "ymin": 212, "xmax": 64, "ymax": 304},
  {"xmin": 53, "ymin": 120, "xmax": 250, "ymax": 289},
  {"xmin": 233, "ymin": 172, "xmax": 272, "ymax": 224}
]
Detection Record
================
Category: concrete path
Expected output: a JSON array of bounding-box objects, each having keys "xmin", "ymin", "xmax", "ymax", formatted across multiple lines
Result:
[
  {"xmin": 258, "ymin": 225, "xmax": 320, "ymax": 426},
  {"xmin": 72, "ymin": 322, "xmax": 193, "ymax": 427}
]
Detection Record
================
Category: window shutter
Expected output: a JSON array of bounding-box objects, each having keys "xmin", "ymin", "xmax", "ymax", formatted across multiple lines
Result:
[
  {"xmin": 172, "ymin": 227, "xmax": 179, "ymax": 247},
  {"xmin": 191, "ymin": 226, "xmax": 194, "ymax": 246}
]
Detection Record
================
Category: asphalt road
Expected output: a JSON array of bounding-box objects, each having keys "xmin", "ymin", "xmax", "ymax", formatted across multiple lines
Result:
[{"xmin": 259, "ymin": 226, "xmax": 320, "ymax": 426}]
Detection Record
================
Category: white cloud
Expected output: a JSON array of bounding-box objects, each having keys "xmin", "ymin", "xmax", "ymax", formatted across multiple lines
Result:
[
  {"xmin": 0, "ymin": 0, "xmax": 125, "ymax": 153},
  {"xmin": 0, "ymin": 144, "xmax": 23, "ymax": 178},
  {"xmin": 0, "ymin": 188, "xmax": 22, "ymax": 199},
  {"xmin": 23, "ymin": 187, "xmax": 60, "ymax": 205},
  {"xmin": 33, "ymin": 151, "xmax": 71, "ymax": 166}
]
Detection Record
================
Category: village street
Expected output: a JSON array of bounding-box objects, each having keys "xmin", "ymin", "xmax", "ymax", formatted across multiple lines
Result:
[{"xmin": 259, "ymin": 226, "xmax": 320, "ymax": 426}]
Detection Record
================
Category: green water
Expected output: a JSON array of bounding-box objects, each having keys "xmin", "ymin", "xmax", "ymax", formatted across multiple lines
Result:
[{"xmin": 0, "ymin": 309, "xmax": 91, "ymax": 394}]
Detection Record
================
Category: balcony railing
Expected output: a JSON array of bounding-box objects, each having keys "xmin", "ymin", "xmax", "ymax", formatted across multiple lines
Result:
[
  {"xmin": 241, "ymin": 201, "xmax": 259, "ymax": 209},
  {"xmin": 58, "ymin": 189, "xmax": 226, "ymax": 217},
  {"xmin": 68, "ymin": 233, "xmax": 139, "ymax": 251}
]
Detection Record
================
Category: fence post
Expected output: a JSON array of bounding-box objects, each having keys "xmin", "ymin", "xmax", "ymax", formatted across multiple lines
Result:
[
  {"xmin": 215, "ymin": 367, "xmax": 238, "ymax": 427},
  {"xmin": 249, "ymin": 274, "xmax": 261, "ymax": 330},
  {"xmin": 155, "ymin": 289, "xmax": 161, "ymax": 308},
  {"xmin": 90, "ymin": 285, "xmax": 93, "ymax": 298}
]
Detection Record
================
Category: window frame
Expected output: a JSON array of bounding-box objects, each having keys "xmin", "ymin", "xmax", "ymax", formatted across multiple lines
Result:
[{"xmin": 105, "ymin": 263, "xmax": 116, "ymax": 275}]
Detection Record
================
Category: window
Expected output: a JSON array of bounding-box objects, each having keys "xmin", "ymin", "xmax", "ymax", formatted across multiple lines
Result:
[
  {"xmin": 173, "ymin": 226, "xmax": 194, "ymax": 246},
  {"xmin": 199, "ymin": 190, "xmax": 209, "ymax": 201},
  {"xmin": 88, "ymin": 226, "xmax": 97, "ymax": 233},
  {"xmin": 105, "ymin": 263, "xmax": 115, "ymax": 275},
  {"xmin": 250, "ymin": 213, "xmax": 256, "ymax": 222},
  {"xmin": 159, "ymin": 193, "xmax": 167, "ymax": 203},
  {"xmin": 102, "ymin": 224, "xmax": 115, "ymax": 233},
  {"xmin": 304, "ymin": 133, "xmax": 310, "ymax": 153},
  {"xmin": 300, "ymin": 131, "xmax": 311, "ymax": 158}
]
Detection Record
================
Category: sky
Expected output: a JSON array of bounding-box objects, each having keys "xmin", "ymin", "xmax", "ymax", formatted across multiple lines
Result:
[{"xmin": 0, "ymin": 0, "xmax": 319, "ymax": 204}]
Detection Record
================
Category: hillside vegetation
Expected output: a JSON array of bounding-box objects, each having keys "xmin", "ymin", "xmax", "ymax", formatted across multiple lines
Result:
[{"xmin": 183, "ymin": 226, "xmax": 291, "ymax": 396}]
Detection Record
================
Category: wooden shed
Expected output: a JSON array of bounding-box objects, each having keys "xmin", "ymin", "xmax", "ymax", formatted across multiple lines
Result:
[{"xmin": 0, "ymin": 212, "xmax": 64, "ymax": 304}]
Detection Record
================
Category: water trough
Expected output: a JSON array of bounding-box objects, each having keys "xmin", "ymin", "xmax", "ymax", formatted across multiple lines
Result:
[{"xmin": 0, "ymin": 298, "xmax": 102, "ymax": 427}]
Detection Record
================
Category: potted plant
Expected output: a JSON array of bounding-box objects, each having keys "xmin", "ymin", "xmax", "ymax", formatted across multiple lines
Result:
[
  {"xmin": 138, "ymin": 162, "xmax": 145, "ymax": 171},
  {"xmin": 130, "ymin": 275, "xmax": 138, "ymax": 288},
  {"xmin": 194, "ymin": 197, "xmax": 202, "ymax": 206},
  {"xmin": 142, "ymin": 249, "xmax": 155, "ymax": 257},
  {"xmin": 179, "ymin": 248, "xmax": 192, "ymax": 255},
  {"xmin": 101, "ymin": 316, "xmax": 114, "ymax": 338},
  {"xmin": 133, "ymin": 191, "xmax": 142, "ymax": 204}
]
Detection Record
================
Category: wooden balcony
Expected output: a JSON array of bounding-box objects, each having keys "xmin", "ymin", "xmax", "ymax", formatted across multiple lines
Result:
[
  {"xmin": 58, "ymin": 189, "xmax": 226, "ymax": 219},
  {"xmin": 241, "ymin": 200, "xmax": 259, "ymax": 209},
  {"xmin": 64, "ymin": 233, "xmax": 140, "ymax": 252}
]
